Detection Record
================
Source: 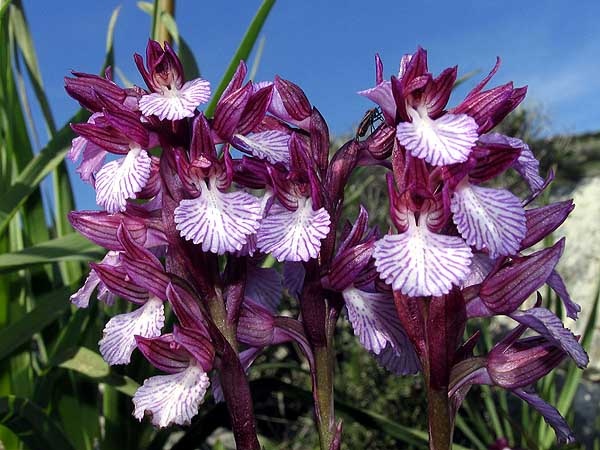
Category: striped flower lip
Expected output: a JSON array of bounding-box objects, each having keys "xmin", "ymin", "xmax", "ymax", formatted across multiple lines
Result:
[{"xmin": 373, "ymin": 212, "xmax": 472, "ymax": 297}]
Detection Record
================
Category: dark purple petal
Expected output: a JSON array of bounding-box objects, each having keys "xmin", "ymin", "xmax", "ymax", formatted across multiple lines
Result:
[
  {"xmin": 509, "ymin": 307, "xmax": 588, "ymax": 367},
  {"xmin": 326, "ymin": 240, "xmax": 375, "ymax": 291},
  {"xmin": 245, "ymin": 263, "xmax": 283, "ymax": 313},
  {"xmin": 520, "ymin": 200, "xmax": 574, "ymax": 249},
  {"xmin": 480, "ymin": 239, "xmax": 564, "ymax": 314},
  {"xmin": 547, "ymin": 270, "xmax": 580, "ymax": 320},
  {"xmin": 273, "ymin": 76, "xmax": 312, "ymax": 121},
  {"xmin": 309, "ymin": 107, "xmax": 330, "ymax": 175},
  {"xmin": 68, "ymin": 211, "xmax": 150, "ymax": 250},
  {"xmin": 511, "ymin": 388, "xmax": 575, "ymax": 444},
  {"xmin": 166, "ymin": 281, "xmax": 210, "ymax": 335},
  {"xmin": 91, "ymin": 262, "xmax": 149, "ymax": 304},
  {"xmin": 173, "ymin": 325, "xmax": 215, "ymax": 372},
  {"xmin": 135, "ymin": 334, "xmax": 190, "ymax": 374},
  {"xmin": 64, "ymin": 71, "xmax": 126, "ymax": 112},
  {"xmin": 213, "ymin": 82, "xmax": 252, "ymax": 139},
  {"xmin": 468, "ymin": 133, "xmax": 523, "ymax": 183},
  {"xmin": 424, "ymin": 66, "xmax": 457, "ymax": 117},
  {"xmin": 236, "ymin": 84, "xmax": 273, "ymax": 134},
  {"xmin": 237, "ymin": 300, "xmax": 275, "ymax": 347},
  {"xmin": 283, "ymin": 262, "xmax": 305, "ymax": 299}
]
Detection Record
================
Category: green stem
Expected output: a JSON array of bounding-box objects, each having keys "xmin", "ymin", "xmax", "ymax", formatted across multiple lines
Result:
[
  {"xmin": 314, "ymin": 345, "xmax": 334, "ymax": 450},
  {"xmin": 427, "ymin": 387, "xmax": 452, "ymax": 450}
]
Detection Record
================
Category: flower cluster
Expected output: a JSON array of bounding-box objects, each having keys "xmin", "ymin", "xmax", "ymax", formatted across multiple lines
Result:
[
  {"xmin": 358, "ymin": 48, "xmax": 586, "ymax": 445},
  {"xmin": 66, "ymin": 41, "xmax": 585, "ymax": 449}
]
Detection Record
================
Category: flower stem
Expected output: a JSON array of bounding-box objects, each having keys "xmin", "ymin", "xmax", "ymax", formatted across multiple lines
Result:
[
  {"xmin": 314, "ymin": 345, "xmax": 335, "ymax": 450},
  {"xmin": 427, "ymin": 386, "xmax": 452, "ymax": 450}
]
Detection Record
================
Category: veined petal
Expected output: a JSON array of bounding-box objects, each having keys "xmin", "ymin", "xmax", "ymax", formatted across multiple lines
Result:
[
  {"xmin": 375, "ymin": 342, "xmax": 420, "ymax": 375},
  {"xmin": 512, "ymin": 140, "xmax": 544, "ymax": 192},
  {"xmin": 357, "ymin": 81, "xmax": 396, "ymax": 123},
  {"xmin": 70, "ymin": 270, "xmax": 100, "ymax": 308},
  {"xmin": 462, "ymin": 252, "xmax": 495, "ymax": 288},
  {"xmin": 133, "ymin": 363, "xmax": 210, "ymax": 427},
  {"xmin": 232, "ymin": 131, "xmax": 290, "ymax": 166},
  {"xmin": 343, "ymin": 287, "xmax": 404, "ymax": 355},
  {"xmin": 174, "ymin": 180, "xmax": 262, "ymax": 254},
  {"xmin": 451, "ymin": 182, "xmax": 526, "ymax": 258},
  {"xmin": 256, "ymin": 197, "xmax": 330, "ymax": 262},
  {"xmin": 139, "ymin": 78, "xmax": 211, "ymax": 121},
  {"xmin": 245, "ymin": 263, "xmax": 283, "ymax": 313},
  {"xmin": 512, "ymin": 388, "xmax": 575, "ymax": 445},
  {"xmin": 373, "ymin": 216, "xmax": 472, "ymax": 297},
  {"xmin": 396, "ymin": 110, "xmax": 478, "ymax": 166},
  {"xmin": 95, "ymin": 148, "xmax": 152, "ymax": 213},
  {"xmin": 99, "ymin": 297, "xmax": 164, "ymax": 365}
]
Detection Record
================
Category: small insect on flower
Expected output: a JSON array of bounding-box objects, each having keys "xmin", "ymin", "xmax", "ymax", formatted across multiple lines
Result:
[{"xmin": 355, "ymin": 107, "xmax": 383, "ymax": 140}]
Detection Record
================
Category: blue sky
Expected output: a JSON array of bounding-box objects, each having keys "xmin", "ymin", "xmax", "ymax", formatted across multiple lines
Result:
[{"xmin": 24, "ymin": 0, "xmax": 600, "ymax": 210}]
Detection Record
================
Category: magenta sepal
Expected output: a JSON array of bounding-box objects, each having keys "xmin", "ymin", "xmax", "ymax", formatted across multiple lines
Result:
[
  {"xmin": 520, "ymin": 200, "xmax": 574, "ymax": 249},
  {"xmin": 237, "ymin": 299, "xmax": 276, "ymax": 347},
  {"xmin": 90, "ymin": 262, "xmax": 149, "ymax": 305},
  {"xmin": 479, "ymin": 239, "xmax": 564, "ymax": 314},
  {"xmin": 467, "ymin": 133, "xmax": 524, "ymax": 183},
  {"xmin": 68, "ymin": 211, "xmax": 166, "ymax": 251},
  {"xmin": 273, "ymin": 76, "xmax": 312, "ymax": 122},
  {"xmin": 309, "ymin": 108, "xmax": 330, "ymax": 175},
  {"xmin": 173, "ymin": 325, "xmax": 215, "ymax": 372},
  {"xmin": 166, "ymin": 280, "xmax": 210, "ymax": 335},
  {"xmin": 135, "ymin": 334, "xmax": 190, "ymax": 373},
  {"xmin": 213, "ymin": 82, "xmax": 252, "ymax": 139},
  {"xmin": 236, "ymin": 84, "xmax": 274, "ymax": 135},
  {"xmin": 64, "ymin": 70, "xmax": 127, "ymax": 112},
  {"xmin": 325, "ymin": 240, "xmax": 375, "ymax": 292},
  {"xmin": 547, "ymin": 270, "xmax": 580, "ymax": 320}
]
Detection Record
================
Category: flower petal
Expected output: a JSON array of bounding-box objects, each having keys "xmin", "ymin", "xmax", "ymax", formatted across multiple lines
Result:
[
  {"xmin": 375, "ymin": 342, "xmax": 420, "ymax": 375},
  {"xmin": 99, "ymin": 297, "xmax": 164, "ymax": 365},
  {"xmin": 511, "ymin": 139, "xmax": 544, "ymax": 192},
  {"xmin": 133, "ymin": 363, "xmax": 210, "ymax": 427},
  {"xmin": 139, "ymin": 78, "xmax": 211, "ymax": 121},
  {"xmin": 343, "ymin": 287, "xmax": 417, "ymax": 374},
  {"xmin": 373, "ymin": 218, "xmax": 472, "ymax": 297},
  {"xmin": 357, "ymin": 81, "xmax": 396, "ymax": 123},
  {"xmin": 396, "ymin": 112, "xmax": 478, "ymax": 166},
  {"xmin": 257, "ymin": 198, "xmax": 330, "ymax": 262},
  {"xmin": 510, "ymin": 307, "xmax": 588, "ymax": 368},
  {"xmin": 70, "ymin": 251, "xmax": 120, "ymax": 308},
  {"xmin": 245, "ymin": 263, "xmax": 283, "ymax": 313},
  {"xmin": 232, "ymin": 131, "xmax": 290, "ymax": 166},
  {"xmin": 174, "ymin": 183, "xmax": 262, "ymax": 254},
  {"xmin": 95, "ymin": 148, "xmax": 152, "ymax": 213},
  {"xmin": 451, "ymin": 182, "xmax": 526, "ymax": 258},
  {"xmin": 511, "ymin": 388, "xmax": 575, "ymax": 445}
]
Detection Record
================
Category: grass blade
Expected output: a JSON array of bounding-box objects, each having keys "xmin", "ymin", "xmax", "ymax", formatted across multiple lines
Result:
[
  {"xmin": 0, "ymin": 233, "xmax": 102, "ymax": 273},
  {"xmin": 0, "ymin": 396, "xmax": 76, "ymax": 450},
  {"xmin": 204, "ymin": 0, "xmax": 276, "ymax": 117}
]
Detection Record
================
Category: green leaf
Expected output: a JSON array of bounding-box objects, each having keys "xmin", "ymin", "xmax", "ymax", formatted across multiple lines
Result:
[
  {"xmin": 204, "ymin": 0, "xmax": 276, "ymax": 117},
  {"xmin": 0, "ymin": 285, "xmax": 73, "ymax": 361},
  {"xmin": 54, "ymin": 347, "xmax": 139, "ymax": 397},
  {"xmin": 0, "ymin": 396, "xmax": 76, "ymax": 450},
  {"xmin": 0, "ymin": 233, "xmax": 103, "ymax": 273},
  {"xmin": 0, "ymin": 109, "xmax": 86, "ymax": 237},
  {"xmin": 179, "ymin": 37, "xmax": 200, "ymax": 79}
]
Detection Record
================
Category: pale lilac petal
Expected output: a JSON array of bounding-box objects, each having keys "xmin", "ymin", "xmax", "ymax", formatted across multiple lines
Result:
[
  {"xmin": 174, "ymin": 181, "xmax": 262, "ymax": 254},
  {"xmin": 343, "ymin": 287, "xmax": 401, "ymax": 355},
  {"xmin": 512, "ymin": 388, "xmax": 575, "ymax": 445},
  {"xmin": 78, "ymin": 143, "xmax": 108, "ymax": 185},
  {"xmin": 99, "ymin": 297, "xmax": 164, "ymax": 365},
  {"xmin": 70, "ymin": 251, "xmax": 120, "ymax": 307},
  {"xmin": 95, "ymin": 148, "xmax": 152, "ymax": 213},
  {"xmin": 133, "ymin": 364, "xmax": 210, "ymax": 427},
  {"xmin": 68, "ymin": 136, "xmax": 86, "ymax": 161},
  {"xmin": 373, "ymin": 216, "xmax": 472, "ymax": 297},
  {"xmin": 233, "ymin": 131, "xmax": 290, "ymax": 166},
  {"xmin": 257, "ymin": 198, "xmax": 331, "ymax": 262},
  {"xmin": 396, "ymin": 111, "xmax": 478, "ymax": 166},
  {"xmin": 245, "ymin": 263, "xmax": 283, "ymax": 313},
  {"xmin": 511, "ymin": 140, "xmax": 544, "ymax": 192},
  {"xmin": 451, "ymin": 182, "xmax": 526, "ymax": 258},
  {"xmin": 357, "ymin": 81, "xmax": 396, "ymax": 121},
  {"xmin": 510, "ymin": 307, "xmax": 588, "ymax": 368},
  {"xmin": 70, "ymin": 270, "xmax": 100, "ymax": 308},
  {"xmin": 139, "ymin": 78, "xmax": 211, "ymax": 121},
  {"xmin": 375, "ymin": 342, "xmax": 420, "ymax": 375}
]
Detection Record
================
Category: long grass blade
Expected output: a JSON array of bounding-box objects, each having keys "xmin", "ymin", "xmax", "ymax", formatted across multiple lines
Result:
[{"xmin": 204, "ymin": 0, "xmax": 276, "ymax": 117}]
